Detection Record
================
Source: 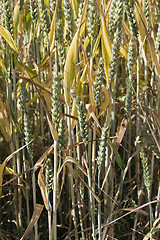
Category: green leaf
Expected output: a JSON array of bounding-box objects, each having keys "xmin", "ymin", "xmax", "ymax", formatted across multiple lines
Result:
[{"xmin": 109, "ymin": 140, "xmax": 123, "ymax": 170}]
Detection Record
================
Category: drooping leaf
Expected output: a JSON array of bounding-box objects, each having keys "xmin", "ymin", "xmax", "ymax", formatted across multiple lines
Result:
[
  {"xmin": 86, "ymin": 104, "xmax": 102, "ymax": 129},
  {"xmin": 135, "ymin": 1, "xmax": 160, "ymax": 77},
  {"xmin": 38, "ymin": 167, "xmax": 52, "ymax": 211},
  {"xmin": 58, "ymin": 156, "xmax": 101, "ymax": 203},
  {"xmin": 5, "ymin": 167, "xmax": 17, "ymax": 176},
  {"xmin": 0, "ymin": 140, "xmax": 34, "ymax": 195},
  {"xmin": 0, "ymin": 25, "xmax": 18, "ymax": 53},
  {"xmin": 17, "ymin": 61, "xmax": 38, "ymax": 81},
  {"xmin": 34, "ymin": 143, "xmax": 55, "ymax": 172}
]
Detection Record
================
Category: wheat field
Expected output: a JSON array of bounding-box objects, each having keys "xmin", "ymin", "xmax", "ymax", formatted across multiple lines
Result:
[{"xmin": 0, "ymin": 0, "xmax": 160, "ymax": 239}]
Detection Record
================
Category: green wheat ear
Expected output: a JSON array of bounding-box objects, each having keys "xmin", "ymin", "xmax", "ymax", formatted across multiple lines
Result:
[
  {"xmin": 125, "ymin": 38, "xmax": 134, "ymax": 117},
  {"xmin": 70, "ymin": 89, "xmax": 88, "ymax": 146},
  {"xmin": 38, "ymin": 0, "xmax": 50, "ymax": 41},
  {"xmin": 108, "ymin": 0, "xmax": 116, "ymax": 36},
  {"xmin": 87, "ymin": 0, "xmax": 100, "ymax": 41},
  {"xmin": 94, "ymin": 57, "xmax": 104, "ymax": 108},
  {"xmin": 46, "ymin": 158, "xmax": 53, "ymax": 192},
  {"xmin": 56, "ymin": 18, "xmax": 66, "ymax": 76},
  {"xmin": 50, "ymin": 0, "xmax": 56, "ymax": 14},
  {"xmin": 109, "ymin": 0, "xmax": 123, "ymax": 85},
  {"xmin": 124, "ymin": 0, "xmax": 139, "ymax": 52},
  {"xmin": 30, "ymin": 0, "xmax": 38, "ymax": 24},
  {"xmin": 58, "ymin": 117, "xmax": 65, "ymax": 154},
  {"xmin": 19, "ymin": 82, "xmax": 26, "ymax": 118},
  {"xmin": 135, "ymin": 131, "xmax": 152, "ymax": 197},
  {"xmin": 63, "ymin": 0, "xmax": 74, "ymax": 40},
  {"xmin": 77, "ymin": 1, "xmax": 84, "ymax": 27},
  {"xmin": 4, "ymin": 0, "xmax": 14, "ymax": 37},
  {"xmin": 143, "ymin": 0, "xmax": 150, "ymax": 25},
  {"xmin": 51, "ymin": 73, "xmax": 61, "ymax": 131},
  {"xmin": 97, "ymin": 122, "xmax": 108, "ymax": 171},
  {"xmin": 24, "ymin": 111, "xmax": 34, "ymax": 159},
  {"xmin": 140, "ymin": 149, "xmax": 151, "ymax": 196}
]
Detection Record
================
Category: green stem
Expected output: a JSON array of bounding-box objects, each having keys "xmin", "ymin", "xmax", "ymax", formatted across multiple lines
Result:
[
  {"xmin": 66, "ymin": 105, "xmax": 79, "ymax": 240},
  {"xmin": 47, "ymin": 191, "xmax": 52, "ymax": 240},
  {"xmin": 85, "ymin": 146, "xmax": 96, "ymax": 240},
  {"xmin": 53, "ymin": 140, "xmax": 58, "ymax": 240},
  {"xmin": 148, "ymin": 195, "xmax": 153, "ymax": 240},
  {"xmin": 136, "ymin": 55, "xmax": 140, "ymax": 198},
  {"xmin": 76, "ymin": 123, "xmax": 85, "ymax": 239},
  {"xmin": 98, "ymin": 170, "xmax": 102, "ymax": 240}
]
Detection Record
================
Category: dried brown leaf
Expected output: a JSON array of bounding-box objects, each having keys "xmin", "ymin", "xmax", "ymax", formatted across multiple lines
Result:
[
  {"xmin": 20, "ymin": 204, "xmax": 44, "ymax": 240},
  {"xmin": 38, "ymin": 167, "xmax": 52, "ymax": 211}
]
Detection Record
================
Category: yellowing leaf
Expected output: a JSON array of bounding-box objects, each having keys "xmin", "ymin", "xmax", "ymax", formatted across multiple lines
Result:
[
  {"xmin": 5, "ymin": 167, "xmax": 17, "ymax": 176},
  {"xmin": 0, "ymin": 100, "xmax": 11, "ymax": 142},
  {"xmin": 0, "ymin": 115, "xmax": 10, "ymax": 143},
  {"xmin": 49, "ymin": 3, "xmax": 57, "ymax": 52},
  {"xmin": 14, "ymin": 3, "xmax": 20, "ymax": 29},
  {"xmin": 102, "ymin": 36, "xmax": 109, "ymax": 85},
  {"xmin": 135, "ymin": 1, "xmax": 160, "ymax": 77},
  {"xmin": 80, "ymin": 39, "xmax": 94, "ymax": 107},
  {"xmin": 17, "ymin": 61, "xmax": 38, "ymax": 81},
  {"xmin": 71, "ymin": 0, "xmax": 78, "ymax": 18},
  {"xmin": 0, "ymin": 25, "xmax": 18, "ymax": 53},
  {"xmin": 123, "ymin": 20, "xmax": 134, "ymax": 40},
  {"xmin": 64, "ymin": 31, "xmax": 78, "ymax": 105},
  {"xmin": 0, "ymin": 139, "xmax": 34, "ymax": 196},
  {"xmin": 65, "ymin": 0, "xmax": 87, "ymax": 94},
  {"xmin": 99, "ymin": 85, "xmax": 110, "ymax": 114},
  {"xmin": 92, "ymin": 28, "xmax": 102, "ymax": 59},
  {"xmin": 100, "ymin": 15, "xmax": 112, "ymax": 59},
  {"xmin": 47, "ymin": 114, "xmax": 58, "ymax": 141},
  {"xmin": 78, "ymin": 0, "xmax": 87, "ymax": 36},
  {"xmin": 120, "ymin": 46, "xmax": 128, "ymax": 59},
  {"xmin": 43, "ymin": 91, "xmax": 52, "ymax": 111},
  {"xmin": 0, "ymin": 56, "xmax": 7, "ymax": 74},
  {"xmin": 0, "ymin": 161, "xmax": 7, "ymax": 195}
]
